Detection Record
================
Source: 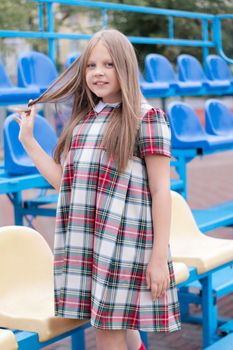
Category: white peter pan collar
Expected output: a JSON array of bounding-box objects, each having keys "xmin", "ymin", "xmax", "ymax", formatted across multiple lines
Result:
[{"xmin": 94, "ymin": 100, "xmax": 121, "ymax": 114}]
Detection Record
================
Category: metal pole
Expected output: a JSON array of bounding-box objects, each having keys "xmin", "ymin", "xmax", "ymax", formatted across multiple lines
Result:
[{"xmin": 47, "ymin": 2, "xmax": 56, "ymax": 62}]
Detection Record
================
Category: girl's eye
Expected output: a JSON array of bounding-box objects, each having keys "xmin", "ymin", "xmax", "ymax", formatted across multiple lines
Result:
[
  {"xmin": 106, "ymin": 62, "xmax": 113, "ymax": 68},
  {"xmin": 87, "ymin": 63, "xmax": 95, "ymax": 68}
]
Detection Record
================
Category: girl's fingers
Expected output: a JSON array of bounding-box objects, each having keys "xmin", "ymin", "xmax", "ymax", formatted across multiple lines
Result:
[
  {"xmin": 151, "ymin": 279, "xmax": 168, "ymax": 300},
  {"xmin": 146, "ymin": 273, "xmax": 151, "ymax": 289},
  {"xmin": 151, "ymin": 284, "xmax": 158, "ymax": 301},
  {"xmin": 13, "ymin": 115, "xmax": 22, "ymax": 124},
  {"xmin": 30, "ymin": 104, "xmax": 36, "ymax": 119}
]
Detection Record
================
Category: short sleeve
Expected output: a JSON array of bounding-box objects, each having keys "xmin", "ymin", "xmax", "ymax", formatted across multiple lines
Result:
[{"xmin": 138, "ymin": 108, "xmax": 171, "ymax": 158}]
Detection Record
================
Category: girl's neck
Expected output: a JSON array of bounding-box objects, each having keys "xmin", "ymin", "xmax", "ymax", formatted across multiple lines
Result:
[{"xmin": 102, "ymin": 99, "xmax": 121, "ymax": 105}]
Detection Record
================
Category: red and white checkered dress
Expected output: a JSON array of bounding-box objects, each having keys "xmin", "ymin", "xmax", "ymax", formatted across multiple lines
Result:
[{"xmin": 54, "ymin": 103, "xmax": 181, "ymax": 332}]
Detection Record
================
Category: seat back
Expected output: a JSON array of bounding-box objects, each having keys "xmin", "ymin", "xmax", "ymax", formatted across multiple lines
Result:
[
  {"xmin": 205, "ymin": 99, "xmax": 233, "ymax": 135},
  {"xmin": 167, "ymin": 101, "xmax": 208, "ymax": 149},
  {"xmin": 64, "ymin": 51, "xmax": 81, "ymax": 69},
  {"xmin": 4, "ymin": 113, "xmax": 58, "ymax": 175},
  {"xmin": 17, "ymin": 51, "xmax": 58, "ymax": 90},
  {"xmin": 205, "ymin": 55, "xmax": 233, "ymax": 81},
  {"xmin": 0, "ymin": 226, "xmax": 53, "ymax": 298},
  {"xmin": 170, "ymin": 190, "xmax": 201, "ymax": 240},
  {"xmin": 0, "ymin": 59, "xmax": 13, "ymax": 88},
  {"xmin": 145, "ymin": 54, "xmax": 176, "ymax": 83},
  {"xmin": 178, "ymin": 54, "xmax": 207, "ymax": 82}
]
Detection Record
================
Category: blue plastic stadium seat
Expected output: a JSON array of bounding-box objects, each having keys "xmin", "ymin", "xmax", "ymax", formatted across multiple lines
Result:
[
  {"xmin": 139, "ymin": 70, "xmax": 171, "ymax": 97},
  {"xmin": 64, "ymin": 52, "xmax": 81, "ymax": 69},
  {"xmin": 145, "ymin": 54, "xmax": 203, "ymax": 95},
  {"xmin": 4, "ymin": 113, "xmax": 58, "ymax": 175},
  {"xmin": 167, "ymin": 102, "xmax": 208, "ymax": 149},
  {"xmin": 177, "ymin": 54, "xmax": 231, "ymax": 94},
  {"xmin": 17, "ymin": 51, "xmax": 58, "ymax": 94},
  {"xmin": 0, "ymin": 59, "xmax": 40, "ymax": 105},
  {"xmin": 205, "ymin": 55, "xmax": 233, "ymax": 88},
  {"xmin": 167, "ymin": 101, "xmax": 233, "ymax": 151},
  {"xmin": 205, "ymin": 99, "xmax": 233, "ymax": 139}
]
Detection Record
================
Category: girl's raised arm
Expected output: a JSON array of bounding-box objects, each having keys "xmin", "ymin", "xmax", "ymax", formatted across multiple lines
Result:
[{"xmin": 14, "ymin": 104, "xmax": 63, "ymax": 191}]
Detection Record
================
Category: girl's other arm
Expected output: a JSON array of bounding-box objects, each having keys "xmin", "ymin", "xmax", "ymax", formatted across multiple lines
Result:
[
  {"xmin": 14, "ymin": 105, "xmax": 63, "ymax": 191},
  {"xmin": 144, "ymin": 154, "xmax": 171, "ymax": 300}
]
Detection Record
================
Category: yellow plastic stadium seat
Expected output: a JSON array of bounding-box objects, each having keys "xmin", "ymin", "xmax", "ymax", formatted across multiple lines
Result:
[
  {"xmin": 0, "ymin": 226, "xmax": 88, "ymax": 342},
  {"xmin": 170, "ymin": 191, "xmax": 233, "ymax": 274},
  {"xmin": 173, "ymin": 262, "xmax": 189, "ymax": 285},
  {"xmin": 0, "ymin": 329, "xmax": 18, "ymax": 350}
]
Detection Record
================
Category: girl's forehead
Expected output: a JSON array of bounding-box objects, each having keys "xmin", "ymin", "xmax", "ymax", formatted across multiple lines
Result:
[{"xmin": 88, "ymin": 41, "xmax": 111, "ymax": 58}]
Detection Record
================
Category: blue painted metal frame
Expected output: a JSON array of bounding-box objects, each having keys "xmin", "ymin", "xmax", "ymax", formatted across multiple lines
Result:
[
  {"xmin": 1, "ymin": 322, "xmax": 89, "ymax": 350},
  {"xmin": 0, "ymin": 0, "xmax": 232, "ymax": 104},
  {"xmin": 0, "ymin": 168, "xmax": 52, "ymax": 225},
  {"xmin": 178, "ymin": 263, "xmax": 233, "ymax": 348},
  {"xmin": 213, "ymin": 15, "xmax": 233, "ymax": 65},
  {"xmin": 0, "ymin": 0, "xmax": 227, "ymax": 65}
]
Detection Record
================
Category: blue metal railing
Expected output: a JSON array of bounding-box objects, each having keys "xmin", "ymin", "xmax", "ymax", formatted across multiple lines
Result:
[
  {"xmin": 0, "ymin": 0, "xmax": 232, "ymax": 64},
  {"xmin": 213, "ymin": 14, "xmax": 233, "ymax": 64}
]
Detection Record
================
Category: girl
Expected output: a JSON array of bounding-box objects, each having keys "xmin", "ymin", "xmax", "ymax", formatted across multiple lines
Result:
[{"xmin": 15, "ymin": 29, "xmax": 181, "ymax": 350}]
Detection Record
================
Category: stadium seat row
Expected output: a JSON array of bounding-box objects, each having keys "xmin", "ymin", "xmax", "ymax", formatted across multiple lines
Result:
[
  {"xmin": 3, "ymin": 99, "xmax": 233, "ymax": 176},
  {"xmin": 142, "ymin": 53, "xmax": 233, "ymax": 97},
  {"xmin": 167, "ymin": 99, "xmax": 233, "ymax": 151},
  {"xmin": 1, "ymin": 51, "xmax": 233, "ymax": 104}
]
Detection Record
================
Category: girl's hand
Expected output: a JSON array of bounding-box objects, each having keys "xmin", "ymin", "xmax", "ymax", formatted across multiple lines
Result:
[
  {"xmin": 146, "ymin": 255, "xmax": 170, "ymax": 301},
  {"xmin": 13, "ymin": 101, "xmax": 36, "ymax": 146}
]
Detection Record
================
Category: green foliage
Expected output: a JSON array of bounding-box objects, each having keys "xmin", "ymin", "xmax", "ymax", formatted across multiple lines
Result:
[
  {"xmin": 0, "ymin": 0, "xmax": 48, "ymax": 56},
  {"xmin": 102, "ymin": 0, "xmax": 233, "ymax": 68},
  {"xmin": 0, "ymin": 0, "xmax": 232, "ymax": 69},
  {"xmin": 0, "ymin": 0, "xmax": 36, "ymax": 30}
]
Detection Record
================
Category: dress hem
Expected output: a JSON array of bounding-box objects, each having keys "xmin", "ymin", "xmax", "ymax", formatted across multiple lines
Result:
[{"xmin": 55, "ymin": 311, "xmax": 181, "ymax": 332}]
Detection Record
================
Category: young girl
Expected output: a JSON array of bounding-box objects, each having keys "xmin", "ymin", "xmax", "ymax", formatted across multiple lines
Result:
[{"xmin": 15, "ymin": 29, "xmax": 181, "ymax": 350}]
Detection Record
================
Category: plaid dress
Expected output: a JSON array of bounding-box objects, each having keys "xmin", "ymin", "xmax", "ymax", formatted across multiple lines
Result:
[{"xmin": 54, "ymin": 103, "xmax": 181, "ymax": 332}]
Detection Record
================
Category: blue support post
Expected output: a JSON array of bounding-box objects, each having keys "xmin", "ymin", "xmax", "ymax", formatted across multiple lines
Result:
[
  {"xmin": 47, "ymin": 2, "xmax": 55, "ymax": 63},
  {"xmin": 16, "ymin": 331, "xmax": 40, "ymax": 350},
  {"xmin": 102, "ymin": 8, "xmax": 108, "ymax": 29},
  {"xmin": 139, "ymin": 331, "xmax": 148, "ymax": 349},
  {"xmin": 178, "ymin": 286, "xmax": 191, "ymax": 321},
  {"xmin": 201, "ymin": 275, "xmax": 218, "ymax": 347},
  {"xmin": 168, "ymin": 16, "xmax": 174, "ymax": 39},
  {"xmin": 213, "ymin": 15, "xmax": 233, "ymax": 64},
  {"xmin": 202, "ymin": 18, "xmax": 209, "ymax": 68},
  {"xmin": 11, "ymin": 192, "xmax": 24, "ymax": 226},
  {"xmin": 38, "ymin": 2, "xmax": 44, "ymax": 31},
  {"xmin": 71, "ymin": 329, "xmax": 86, "ymax": 350}
]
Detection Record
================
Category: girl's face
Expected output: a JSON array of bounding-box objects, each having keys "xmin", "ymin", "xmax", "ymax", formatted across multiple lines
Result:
[{"xmin": 86, "ymin": 41, "xmax": 121, "ymax": 103}]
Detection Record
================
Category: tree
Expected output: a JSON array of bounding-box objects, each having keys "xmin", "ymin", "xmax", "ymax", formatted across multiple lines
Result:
[
  {"xmin": 0, "ymin": 0, "xmax": 46, "ymax": 56},
  {"xmin": 101, "ymin": 0, "xmax": 233, "ymax": 68},
  {"xmin": 1, "ymin": 0, "xmax": 232, "ymax": 69}
]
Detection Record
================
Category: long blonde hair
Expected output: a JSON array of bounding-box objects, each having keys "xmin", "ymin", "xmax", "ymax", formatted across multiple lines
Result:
[{"xmin": 29, "ymin": 29, "xmax": 142, "ymax": 172}]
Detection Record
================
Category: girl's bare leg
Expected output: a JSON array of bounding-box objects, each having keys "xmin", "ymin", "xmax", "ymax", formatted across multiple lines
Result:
[
  {"xmin": 126, "ymin": 330, "xmax": 142, "ymax": 350},
  {"xmin": 95, "ymin": 329, "xmax": 128, "ymax": 350}
]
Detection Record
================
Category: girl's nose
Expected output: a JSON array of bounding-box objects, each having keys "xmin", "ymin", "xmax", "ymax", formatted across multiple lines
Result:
[{"xmin": 94, "ymin": 67, "xmax": 104, "ymax": 76}]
